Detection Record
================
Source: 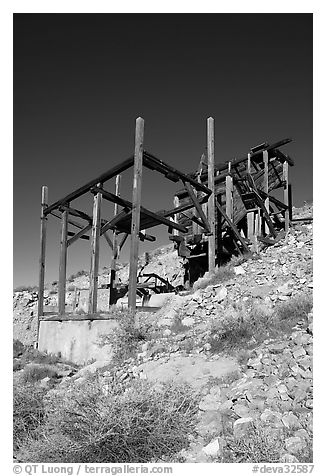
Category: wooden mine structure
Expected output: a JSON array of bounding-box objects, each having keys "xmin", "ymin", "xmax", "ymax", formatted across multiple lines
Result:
[{"xmin": 37, "ymin": 117, "xmax": 294, "ymax": 334}]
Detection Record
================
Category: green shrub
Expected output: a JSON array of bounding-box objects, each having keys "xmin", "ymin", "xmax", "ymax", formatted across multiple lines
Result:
[
  {"xmin": 13, "ymin": 383, "xmax": 46, "ymax": 451},
  {"xmin": 18, "ymin": 377, "xmax": 198, "ymax": 463}
]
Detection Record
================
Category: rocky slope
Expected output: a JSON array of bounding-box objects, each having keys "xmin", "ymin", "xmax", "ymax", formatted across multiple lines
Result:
[{"xmin": 13, "ymin": 204, "xmax": 313, "ymax": 462}]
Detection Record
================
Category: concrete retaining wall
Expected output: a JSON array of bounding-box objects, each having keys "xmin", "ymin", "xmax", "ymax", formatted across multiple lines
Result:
[{"xmin": 38, "ymin": 319, "xmax": 119, "ymax": 365}]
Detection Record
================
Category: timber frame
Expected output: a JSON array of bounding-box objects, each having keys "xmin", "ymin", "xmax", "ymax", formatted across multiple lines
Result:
[
  {"xmin": 37, "ymin": 117, "xmax": 213, "ymax": 328},
  {"xmin": 37, "ymin": 116, "xmax": 298, "ymax": 337}
]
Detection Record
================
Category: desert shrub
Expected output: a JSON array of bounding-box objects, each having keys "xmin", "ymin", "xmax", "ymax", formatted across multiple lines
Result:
[
  {"xmin": 215, "ymin": 421, "xmax": 312, "ymax": 463},
  {"xmin": 13, "ymin": 383, "xmax": 46, "ymax": 451},
  {"xmin": 275, "ymin": 293, "xmax": 312, "ymax": 331},
  {"xmin": 14, "ymin": 285, "xmax": 37, "ymax": 293},
  {"xmin": 99, "ymin": 310, "xmax": 147, "ymax": 363},
  {"xmin": 21, "ymin": 364, "xmax": 58, "ymax": 384},
  {"xmin": 18, "ymin": 377, "xmax": 198, "ymax": 463},
  {"xmin": 193, "ymin": 264, "xmax": 234, "ymax": 291},
  {"xmin": 15, "ymin": 345, "xmax": 76, "ymax": 368},
  {"xmin": 68, "ymin": 270, "xmax": 88, "ymax": 282},
  {"xmin": 207, "ymin": 294, "xmax": 312, "ymax": 355},
  {"xmin": 218, "ymin": 423, "xmax": 285, "ymax": 463},
  {"xmin": 13, "ymin": 339, "xmax": 25, "ymax": 358}
]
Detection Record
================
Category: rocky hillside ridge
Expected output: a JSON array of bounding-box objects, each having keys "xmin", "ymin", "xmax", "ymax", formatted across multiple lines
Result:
[
  {"xmin": 13, "ymin": 203, "xmax": 313, "ymax": 462},
  {"xmin": 13, "ymin": 202, "xmax": 312, "ymax": 345}
]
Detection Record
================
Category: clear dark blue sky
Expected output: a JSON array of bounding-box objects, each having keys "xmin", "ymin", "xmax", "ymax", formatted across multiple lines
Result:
[{"xmin": 13, "ymin": 13, "xmax": 312, "ymax": 287}]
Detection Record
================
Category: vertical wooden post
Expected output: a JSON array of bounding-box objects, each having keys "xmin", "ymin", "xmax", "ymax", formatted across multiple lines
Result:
[
  {"xmin": 88, "ymin": 185, "xmax": 102, "ymax": 314},
  {"xmin": 283, "ymin": 162, "xmax": 289, "ymax": 233},
  {"xmin": 173, "ymin": 195, "xmax": 180, "ymax": 236},
  {"xmin": 128, "ymin": 117, "xmax": 144, "ymax": 313},
  {"xmin": 247, "ymin": 152, "xmax": 255, "ymax": 244},
  {"xmin": 109, "ymin": 174, "xmax": 121, "ymax": 306},
  {"xmin": 207, "ymin": 117, "xmax": 215, "ymax": 272},
  {"xmin": 37, "ymin": 186, "xmax": 48, "ymax": 338},
  {"xmin": 216, "ymin": 193, "xmax": 223, "ymax": 267},
  {"xmin": 288, "ymin": 183, "xmax": 293, "ymax": 221},
  {"xmin": 225, "ymin": 163, "xmax": 233, "ymax": 220},
  {"xmin": 263, "ymin": 150, "xmax": 269, "ymax": 234},
  {"xmin": 58, "ymin": 207, "xmax": 69, "ymax": 315}
]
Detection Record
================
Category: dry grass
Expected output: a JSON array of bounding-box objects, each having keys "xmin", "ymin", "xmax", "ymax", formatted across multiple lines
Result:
[
  {"xmin": 207, "ymin": 293, "xmax": 313, "ymax": 356},
  {"xmin": 17, "ymin": 376, "xmax": 198, "ymax": 463},
  {"xmin": 215, "ymin": 421, "xmax": 313, "ymax": 463},
  {"xmin": 13, "ymin": 383, "xmax": 46, "ymax": 451}
]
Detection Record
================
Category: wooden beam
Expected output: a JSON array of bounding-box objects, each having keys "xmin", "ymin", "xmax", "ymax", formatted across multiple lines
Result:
[
  {"xmin": 183, "ymin": 181, "xmax": 211, "ymax": 233},
  {"xmin": 95, "ymin": 186, "xmax": 188, "ymax": 233},
  {"xmin": 225, "ymin": 173, "xmax": 233, "ymax": 220},
  {"xmin": 143, "ymin": 151, "xmax": 212, "ymax": 195},
  {"xmin": 288, "ymin": 183, "xmax": 293, "ymax": 221},
  {"xmin": 207, "ymin": 117, "xmax": 216, "ymax": 272},
  {"xmin": 67, "ymin": 224, "xmax": 92, "ymax": 246},
  {"xmin": 88, "ymin": 185, "xmax": 102, "ymax": 314},
  {"xmin": 119, "ymin": 232, "xmax": 128, "ymax": 252},
  {"xmin": 128, "ymin": 117, "xmax": 144, "ymax": 313},
  {"xmin": 59, "ymin": 205, "xmax": 92, "ymax": 223},
  {"xmin": 103, "ymin": 231, "xmax": 113, "ymax": 249},
  {"xmin": 37, "ymin": 186, "xmax": 48, "ymax": 329},
  {"xmin": 58, "ymin": 208, "xmax": 69, "ymax": 315},
  {"xmin": 44, "ymin": 156, "xmax": 135, "ymax": 215},
  {"xmin": 215, "ymin": 199, "xmax": 250, "ymax": 252},
  {"xmin": 173, "ymin": 196, "xmax": 180, "ymax": 236},
  {"xmin": 216, "ymin": 192, "xmax": 223, "ymax": 267},
  {"xmin": 255, "ymin": 189, "xmax": 289, "ymax": 210},
  {"xmin": 246, "ymin": 174, "xmax": 277, "ymax": 238},
  {"xmin": 283, "ymin": 162, "xmax": 289, "ymax": 233},
  {"xmin": 247, "ymin": 152, "xmax": 255, "ymax": 244},
  {"xmin": 263, "ymin": 150, "xmax": 269, "ymax": 235},
  {"xmin": 110, "ymin": 174, "xmax": 121, "ymax": 305}
]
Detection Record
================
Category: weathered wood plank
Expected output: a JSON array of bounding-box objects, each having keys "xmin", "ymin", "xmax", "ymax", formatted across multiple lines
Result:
[
  {"xmin": 128, "ymin": 118, "xmax": 144, "ymax": 313},
  {"xmin": 215, "ymin": 198, "xmax": 250, "ymax": 252},
  {"xmin": 143, "ymin": 151, "xmax": 212, "ymax": 195},
  {"xmin": 283, "ymin": 162, "xmax": 289, "ymax": 233},
  {"xmin": 58, "ymin": 208, "xmax": 69, "ymax": 315},
  {"xmin": 95, "ymin": 187, "xmax": 188, "ymax": 233},
  {"xmin": 225, "ymin": 174, "xmax": 233, "ymax": 220},
  {"xmin": 37, "ymin": 186, "xmax": 48, "ymax": 332},
  {"xmin": 263, "ymin": 150, "xmax": 269, "ymax": 234},
  {"xmin": 44, "ymin": 156, "xmax": 135, "ymax": 215},
  {"xmin": 109, "ymin": 174, "xmax": 121, "ymax": 305},
  {"xmin": 183, "ymin": 181, "xmax": 211, "ymax": 233},
  {"xmin": 67, "ymin": 224, "xmax": 92, "ymax": 246},
  {"xmin": 207, "ymin": 117, "xmax": 216, "ymax": 271},
  {"xmin": 88, "ymin": 185, "xmax": 102, "ymax": 314}
]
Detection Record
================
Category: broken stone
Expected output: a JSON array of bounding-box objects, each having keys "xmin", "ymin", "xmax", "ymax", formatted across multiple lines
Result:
[
  {"xmin": 233, "ymin": 403, "xmax": 250, "ymax": 418},
  {"xmin": 213, "ymin": 286, "xmax": 228, "ymax": 302},
  {"xmin": 199, "ymin": 394, "xmax": 221, "ymax": 411},
  {"xmin": 233, "ymin": 417, "xmax": 254, "ymax": 439},
  {"xmin": 285, "ymin": 437, "xmax": 306, "ymax": 454},
  {"xmin": 280, "ymin": 454, "xmax": 300, "ymax": 463},
  {"xmin": 234, "ymin": 266, "xmax": 246, "ymax": 275},
  {"xmin": 202, "ymin": 438, "xmax": 221, "ymax": 457},
  {"xmin": 281, "ymin": 412, "xmax": 302, "ymax": 430}
]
